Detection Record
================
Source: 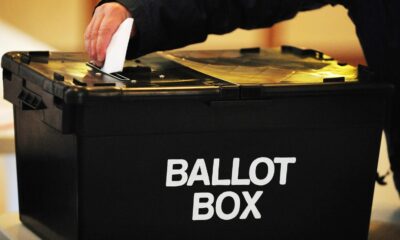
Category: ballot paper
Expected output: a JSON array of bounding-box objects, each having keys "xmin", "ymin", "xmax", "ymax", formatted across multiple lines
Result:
[{"xmin": 101, "ymin": 18, "xmax": 134, "ymax": 74}]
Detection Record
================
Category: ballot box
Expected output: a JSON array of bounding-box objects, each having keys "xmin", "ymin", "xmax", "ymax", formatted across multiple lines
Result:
[{"xmin": 1, "ymin": 46, "xmax": 392, "ymax": 240}]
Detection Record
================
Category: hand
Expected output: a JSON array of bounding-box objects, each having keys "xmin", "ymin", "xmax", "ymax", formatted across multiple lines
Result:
[{"xmin": 84, "ymin": 2, "xmax": 135, "ymax": 66}]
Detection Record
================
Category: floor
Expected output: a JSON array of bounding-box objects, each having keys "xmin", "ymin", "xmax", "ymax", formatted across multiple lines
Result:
[{"xmin": 371, "ymin": 135, "xmax": 400, "ymax": 224}]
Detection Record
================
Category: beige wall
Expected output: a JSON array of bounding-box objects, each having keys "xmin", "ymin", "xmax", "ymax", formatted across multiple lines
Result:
[
  {"xmin": 179, "ymin": 5, "xmax": 364, "ymax": 65},
  {"xmin": 0, "ymin": 159, "xmax": 5, "ymax": 213},
  {"xmin": 0, "ymin": 0, "xmax": 93, "ymax": 51},
  {"xmin": 181, "ymin": 29, "xmax": 269, "ymax": 51},
  {"xmin": 0, "ymin": 2, "xmax": 365, "ymax": 65},
  {"xmin": 0, "ymin": 0, "xmax": 268, "ymax": 52},
  {"xmin": 271, "ymin": 5, "xmax": 365, "ymax": 65}
]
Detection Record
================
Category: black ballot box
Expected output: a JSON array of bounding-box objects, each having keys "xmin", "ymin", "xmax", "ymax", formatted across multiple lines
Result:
[{"xmin": 1, "ymin": 46, "xmax": 392, "ymax": 240}]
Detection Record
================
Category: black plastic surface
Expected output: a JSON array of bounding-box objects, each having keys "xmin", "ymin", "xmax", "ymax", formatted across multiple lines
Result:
[
  {"xmin": 1, "ymin": 48, "xmax": 393, "ymax": 240},
  {"xmin": 1, "ymin": 47, "xmax": 381, "ymax": 106}
]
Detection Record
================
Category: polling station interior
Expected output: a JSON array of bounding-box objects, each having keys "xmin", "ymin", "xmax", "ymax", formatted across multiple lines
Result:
[{"xmin": 0, "ymin": 0, "xmax": 400, "ymax": 239}]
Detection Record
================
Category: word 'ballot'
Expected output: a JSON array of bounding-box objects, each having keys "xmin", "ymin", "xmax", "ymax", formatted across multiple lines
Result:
[{"xmin": 165, "ymin": 157, "xmax": 297, "ymax": 221}]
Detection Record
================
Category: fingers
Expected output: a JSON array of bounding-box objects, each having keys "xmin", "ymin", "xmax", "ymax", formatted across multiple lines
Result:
[
  {"xmin": 84, "ymin": 20, "xmax": 92, "ymax": 55},
  {"xmin": 85, "ymin": 8, "xmax": 103, "ymax": 59},
  {"xmin": 85, "ymin": 10, "xmax": 103, "ymax": 64},
  {"xmin": 89, "ymin": 13, "xmax": 105, "ymax": 65},
  {"xmin": 84, "ymin": 3, "xmax": 133, "ymax": 67}
]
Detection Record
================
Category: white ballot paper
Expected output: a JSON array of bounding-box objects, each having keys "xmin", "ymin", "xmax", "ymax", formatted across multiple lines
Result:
[{"xmin": 102, "ymin": 18, "xmax": 134, "ymax": 74}]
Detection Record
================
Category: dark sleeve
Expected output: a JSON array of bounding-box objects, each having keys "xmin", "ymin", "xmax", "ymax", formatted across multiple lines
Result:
[
  {"xmin": 98, "ymin": 0, "xmax": 330, "ymax": 58},
  {"xmin": 343, "ymin": 0, "xmax": 400, "ymax": 191},
  {"xmin": 341, "ymin": 0, "xmax": 400, "ymax": 77}
]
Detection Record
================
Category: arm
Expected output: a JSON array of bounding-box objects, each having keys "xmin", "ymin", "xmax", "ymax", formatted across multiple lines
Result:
[
  {"xmin": 115, "ymin": 0, "xmax": 326, "ymax": 58},
  {"xmin": 85, "ymin": 0, "xmax": 329, "ymax": 64}
]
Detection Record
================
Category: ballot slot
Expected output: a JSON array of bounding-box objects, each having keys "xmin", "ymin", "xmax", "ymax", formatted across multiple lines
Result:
[
  {"xmin": 86, "ymin": 60, "xmax": 234, "ymax": 88},
  {"xmin": 86, "ymin": 62, "xmax": 130, "ymax": 81}
]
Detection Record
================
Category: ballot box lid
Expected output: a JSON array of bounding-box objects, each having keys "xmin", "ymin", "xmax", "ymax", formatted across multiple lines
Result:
[{"xmin": 1, "ymin": 46, "xmax": 391, "ymax": 104}]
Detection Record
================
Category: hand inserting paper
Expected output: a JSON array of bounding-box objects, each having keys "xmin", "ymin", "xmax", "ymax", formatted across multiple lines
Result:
[
  {"xmin": 102, "ymin": 18, "xmax": 134, "ymax": 73},
  {"xmin": 84, "ymin": 2, "xmax": 135, "ymax": 68}
]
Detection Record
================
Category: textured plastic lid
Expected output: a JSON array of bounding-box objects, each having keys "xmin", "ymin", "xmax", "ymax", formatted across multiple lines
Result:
[
  {"xmin": 164, "ymin": 47, "xmax": 357, "ymax": 85},
  {"xmin": 1, "ymin": 46, "xmax": 386, "ymax": 104}
]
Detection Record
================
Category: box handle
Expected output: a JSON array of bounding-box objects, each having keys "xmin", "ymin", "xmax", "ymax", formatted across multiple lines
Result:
[{"xmin": 18, "ymin": 88, "xmax": 46, "ymax": 110}]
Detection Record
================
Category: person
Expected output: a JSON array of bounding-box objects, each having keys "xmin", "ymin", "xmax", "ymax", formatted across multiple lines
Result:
[{"xmin": 85, "ymin": 0, "xmax": 400, "ymax": 195}]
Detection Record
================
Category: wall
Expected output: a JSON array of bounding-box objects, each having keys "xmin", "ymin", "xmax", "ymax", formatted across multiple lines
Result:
[
  {"xmin": 181, "ymin": 29, "xmax": 269, "ymax": 51},
  {"xmin": 0, "ymin": 0, "xmax": 96, "ymax": 51},
  {"xmin": 180, "ymin": 5, "xmax": 364, "ymax": 66},
  {"xmin": 0, "ymin": 1, "xmax": 365, "ymax": 65},
  {"xmin": 270, "ymin": 5, "xmax": 365, "ymax": 65},
  {"xmin": 0, "ymin": 20, "xmax": 55, "ymax": 214}
]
